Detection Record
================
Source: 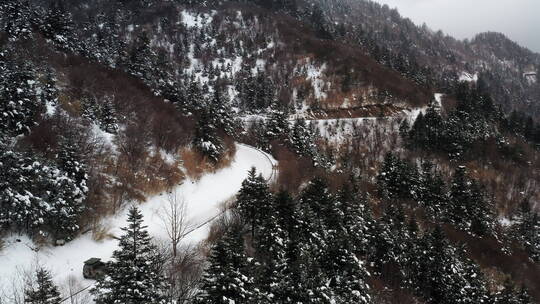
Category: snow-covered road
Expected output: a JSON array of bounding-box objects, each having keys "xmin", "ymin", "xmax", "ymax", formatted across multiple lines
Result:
[{"xmin": 0, "ymin": 143, "xmax": 276, "ymax": 298}]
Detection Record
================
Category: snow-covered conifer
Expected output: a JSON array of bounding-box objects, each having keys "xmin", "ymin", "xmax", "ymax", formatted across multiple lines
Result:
[{"xmin": 92, "ymin": 206, "xmax": 170, "ymax": 304}]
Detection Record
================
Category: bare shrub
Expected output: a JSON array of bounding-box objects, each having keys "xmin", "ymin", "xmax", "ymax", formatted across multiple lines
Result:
[
  {"xmin": 180, "ymin": 140, "xmax": 236, "ymax": 180},
  {"xmin": 92, "ymin": 222, "xmax": 113, "ymax": 242}
]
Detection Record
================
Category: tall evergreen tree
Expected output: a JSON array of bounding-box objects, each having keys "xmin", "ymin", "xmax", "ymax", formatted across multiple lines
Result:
[
  {"xmin": 195, "ymin": 223, "xmax": 254, "ymax": 304},
  {"xmin": 24, "ymin": 268, "xmax": 62, "ymax": 304},
  {"xmin": 127, "ymin": 31, "xmax": 157, "ymax": 81},
  {"xmin": 511, "ymin": 199, "xmax": 540, "ymax": 262},
  {"xmin": 92, "ymin": 206, "xmax": 170, "ymax": 304},
  {"xmin": 236, "ymin": 167, "xmax": 270, "ymax": 238},
  {"xmin": 39, "ymin": 0, "xmax": 74, "ymax": 47},
  {"xmin": 193, "ymin": 108, "xmax": 224, "ymax": 162},
  {"xmin": 207, "ymin": 89, "xmax": 235, "ymax": 136},
  {"xmin": 377, "ymin": 152, "xmax": 419, "ymax": 200},
  {"xmin": 99, "ymin": 97, "xmax": 118, "ymax": 134},
  {"xmin": 449, "ymin": 166, "xmax": 494, "ymax": 235},
  {"xmin": 265, "ymin": 102, "xmax": 290, "ymax": 140},
  {"xmin": 1, "ymin": 0, "xmax": 34, "ymax": 41},
  {"xmin": 417, "ymin": 161, "xmax": 448, "ymax": 218},
  {"xmin": 81, "ymin": 95, "xmax": 100, "ymax": 122},
  {"xmin": 0, "ymin": 60, "xmax": 40, "ymax": 137}
]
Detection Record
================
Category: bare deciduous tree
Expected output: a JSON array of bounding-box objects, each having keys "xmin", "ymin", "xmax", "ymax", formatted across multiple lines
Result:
[{"xmin": 159, "ymin": 189, "xmax": 191, "ymax": 259}]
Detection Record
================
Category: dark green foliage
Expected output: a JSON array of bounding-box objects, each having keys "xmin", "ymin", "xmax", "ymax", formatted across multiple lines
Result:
[
  {"xmin": 406, "ymin": 227, "xmax": 490, "ymax": 304},
  {"xmin": 0, "ymin": 147, "xmax": 86, "ymax": 239},
  {"xmin": 250, "ymin": 0, "xmax": 297, "ymax": 13},
  {"xmin": 0, "ymin": 60, "xmax": 40, "ymax": 137},
  {"xmin": 449, "ymin": 166, "xmax": 494, "ymax": 236},
  {"xmin": 193, "ymin": 108, "xmax": 224, "ymax": 162},
  {"xmin": 207, "ymin": 89, "xmax": 235, "ymax": 136},
  {"xmin": 288, "ymin": 118, "xmax": 315, "ymax": 156},
  {"xmin": 92, "ymin": 206, "xmax": 170, "ymax": 304},
  {"xmin": 0, "ymin": 0, "xmax": 34, "ymax": 41},
  {"xmin": 99, "ymin": 97, "xmax": 118, "ymax": 134},
  {"xmin": 505, "ymin": 110, "xmax": 540, "ymax": 146},
  {"xmin": 195, "ymin": 223, "xmax": 254, "ymax": 304},
  {"xmin": 235, "ymin": 69, "xmax": 275, "ymax": 113},
  {"xmin": 511, "ymin": 199, "xmax": 540, "ymax": 262},
  {"xmin": 127, "ymin": 31, "xmax": 157, "ymax": 81},
  {"xmin": 377, "ymin": 152, "xmax": 419, "ymax": 200},
  {"xmin": 81, "ymin": 95, "xmax": 100, "ymax": 121},
  {"xmin": 417, "ymin": 161, "xmax": 448, "ymax": 218},
  {"xmin": 404, "ymin": 82, "xmax": 502, "ymax": 159},
  {"xmin": 264, "ymin": 103, "xmax": 290, "ymax": 140},
  {"xmin": 24, "ymin": 268, "xmax": 62, "ymax": 304},
  {"xmin": 308, "ymin": 4, "xmax": 332, "ymax": 40},
  {"xmin": 39, "ymin": 1, "xmax": 74, "ymax": 47},
  {"xmin": 192, "ymin": 90, "xmax": 234, "ymax": 162},
  {"xmin": 236, "ymin": 167, "xmax": 270, "ymax": 238}
]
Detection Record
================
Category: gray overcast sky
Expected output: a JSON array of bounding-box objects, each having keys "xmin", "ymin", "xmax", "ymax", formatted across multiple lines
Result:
[{"xmin": 371, "ymin": 0, "xmax": 540, "ymax": 53}]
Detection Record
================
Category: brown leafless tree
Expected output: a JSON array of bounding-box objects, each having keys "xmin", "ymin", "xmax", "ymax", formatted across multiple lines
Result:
[{"xmin": 159, "ymin": 189, "xmax": 191, "ymax": 259}]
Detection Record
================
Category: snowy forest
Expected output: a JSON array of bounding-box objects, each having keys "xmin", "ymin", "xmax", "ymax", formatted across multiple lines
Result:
[{"xmin": 0, "ymin": 0, "xmax": 539, "ymax": 303}]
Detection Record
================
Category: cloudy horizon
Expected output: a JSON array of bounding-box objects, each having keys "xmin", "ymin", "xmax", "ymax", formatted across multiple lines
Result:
[{"xmin": 371, "ymin": 0, "xmax": 540, "ymax": 53}]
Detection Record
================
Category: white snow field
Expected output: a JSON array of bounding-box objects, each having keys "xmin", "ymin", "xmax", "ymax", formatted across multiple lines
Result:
[{"xmin": 0, "ymin": 143, "xmax": 276, "ymax": 300}]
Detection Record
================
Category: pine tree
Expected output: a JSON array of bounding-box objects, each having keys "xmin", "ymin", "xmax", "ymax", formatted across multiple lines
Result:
[
  {"xmin": 399, "ymin": 118, "xmax": 410, "ymax": 142},
  {"xmin": 338, "ymin": 183, "xmax": 374, "ymax": 255},
  {"xmin": 195, "ymin": 223, "xmax": 254, "ymax": 304},
  {"xmin": 39, "ymin": 1, "xmax": 74, "ymax": 47},
  {"xmin": 236, "ymin": 167, "xmax": 270, "ymax": 238},
  {"xmin": 185, "ymin": 76, "xmax": 205, "ymax": 111},
  {"xmin": 298, "ymin": 177, "xmax": 333, "ymax": 234},
  {"xmin": 295, "ymin": 177, "xmax": 335, "ymax": 302},
  {"xmin": 208, "ymin": 89, "xmax": 235, "ymax": 136},
  {"xmin": 253, "ymin": 191, "xmax": 290, "ymax": 303},
  {"xmin": 449, "ymin": 166, "xmax": 493, "ymax": 235},
  {"xmin": 289, "ymin": 118, "xmax": 315, "ymax": 157},
  {"xmin": 81, "ymin": 95, "xmax": 100, "ymax": 121},
  {"xmin": 40, "ymin": 69, "xmax": 58, "ymax": 108},
  {"xmin": 265, "ymin": 102, "xmax": 290, "ymax": 140},
  {"xmin": 377, "ymin": 153, "xmax": 419, "ymax": 200},
  {"xmin": 127, "ymin": 31, "xmax": 157, "ymax": 81},
  {"xmin": 0, "ymin": 60, "xmax": 40, "ymax": 137},
  {"xmin": 92, "ymin": 206, "xmax": 170, "ymax": 304},
  {"xmin": 512, "ymin": 199, "xmax": 540, "ymax": 262},
  {"xmin": 99, "ymin": 97, "xmax": 118, "ymax": 134},
  {"xmin": 0, "ymin": 148, "xmax": 86, "ymax": 239},
  {"xmin": 458, "ymin": 251, "xmax": 490, "ymax": 303},
  {"xmin": 193, "ymin": 108, "xmax": 224, "ymax": 162},
  {"xmin": 1, "ymin": 0, "xmax": 34, "ymax": 41},
  {"xmin": 57, "ymin": 135, "xmax": 88, "ymax": 202},
  {"xmin": 417, "ymin": 161, "xmax": 448, "ymax": 219},
  {"xmin": 420, "ymin": 227, "xmax": 459, "ymax": 304},
  {"xmin": 24, "ymin": 268, "xmax": 62, "ymax": 304}
]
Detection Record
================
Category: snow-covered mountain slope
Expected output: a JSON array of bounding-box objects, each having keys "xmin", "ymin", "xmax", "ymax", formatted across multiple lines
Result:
[{"xmin": 0, "ymin": 143, "xmax": 276, "ymax": 299}]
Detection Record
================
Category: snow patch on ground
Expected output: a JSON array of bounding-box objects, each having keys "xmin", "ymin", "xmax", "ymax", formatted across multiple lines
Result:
[
  {"xmin": 0, "ymin": 144, "xmax": 276, "ymax": 299},
  {"xmin": 498, "ymin": 217, "xmax": 515, "ymax": 227},
  {"xmin": 404, "ymin": 106, "xmax": 428, "ymax": 124},
  {"xmin": 45, "ymin": 101, "xmax": 57, "ymax": 116},
  {"xmin": 91, "ymin": 123, "xmax": 117, "ymax": 154},
  {"xmin": 459, "ymin": 71, "xmax": 478, "ymax": 83},
  {"xmin": 434, "ymin": 93, "xmax": 444, "ymax": 108},
  {"xmin": 181, "ymin": 10, "xmax": 214, "ymax": 28},
  {"xmin": 299, "ymin": 63, "xmax": 328, "ymax": 101}
]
